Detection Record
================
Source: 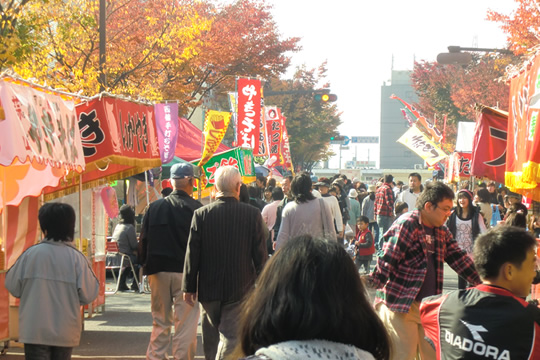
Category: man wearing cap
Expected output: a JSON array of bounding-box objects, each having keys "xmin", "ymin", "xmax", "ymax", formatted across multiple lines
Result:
[
  {"xmin": 139, "ymin": 163, "xmax": 203, "ymax": 360},
  {"xmin": 347, "ymin": 188, "xmax": 361, "ymax": 229}
]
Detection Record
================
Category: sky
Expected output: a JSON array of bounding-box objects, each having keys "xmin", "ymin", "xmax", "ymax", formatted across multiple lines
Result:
[{"xmin": 266, "ymin": 0, "xmax": 518, "ymax": 169}]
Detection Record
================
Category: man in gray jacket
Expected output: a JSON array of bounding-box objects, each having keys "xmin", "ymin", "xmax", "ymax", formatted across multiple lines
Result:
[{"xmin": 6, "ymin": 202, "xmax": 99, "ymax": 360}]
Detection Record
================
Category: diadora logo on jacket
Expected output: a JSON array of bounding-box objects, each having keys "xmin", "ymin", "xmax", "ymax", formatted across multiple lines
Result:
[{"xmin": 443, "ymin": 321, "xmax": 511, "ymax": 360}]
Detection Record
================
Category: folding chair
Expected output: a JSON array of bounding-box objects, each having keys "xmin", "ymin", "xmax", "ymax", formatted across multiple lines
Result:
[{"xmin": 105, "ymin": 241, "xmax": 139, "ymax": 295}]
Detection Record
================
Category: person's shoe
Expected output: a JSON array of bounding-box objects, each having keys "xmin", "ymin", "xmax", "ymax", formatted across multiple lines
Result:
[
  {"xmin": 117, "ymin": 284, "xmax": 130, "ymax": 292},
  {"xmin": 130, "ymin": 284, "xmax": 140, "ymax": 292}
]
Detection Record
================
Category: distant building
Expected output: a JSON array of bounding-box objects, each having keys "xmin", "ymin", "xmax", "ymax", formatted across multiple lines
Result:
[{"xmin": 379, "ymin": 70, "xmax": 424, "ymax": 169}]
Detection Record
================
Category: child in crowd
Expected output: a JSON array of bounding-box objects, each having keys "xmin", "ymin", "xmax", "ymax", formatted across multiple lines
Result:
[{"xmin": 353, "ymin": 216, "xmax": 375, "ymax": 274}]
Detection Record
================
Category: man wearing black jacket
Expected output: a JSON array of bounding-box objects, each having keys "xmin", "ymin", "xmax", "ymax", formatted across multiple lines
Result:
[
  {"xmin": 420, "ymin": 226, "xmax": 540, "ymax": 360},
  {"xmin": 139, "ymin": 163, "xmax": 202, "ymax": 360}
]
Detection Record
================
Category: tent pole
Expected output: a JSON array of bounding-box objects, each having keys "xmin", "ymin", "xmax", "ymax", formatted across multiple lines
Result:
[
  {"xmin": 144, "ymin": 171, "xmax": 150, "ymax": 207},
  {"xmin": 1, "ymin": 168, "xmax": 5, "ymax": 270},
  {"xmin": 79, "ymin": 175, "xmax": 83, "ymax": 252},
  {"xmin": 199, "ymin": 107, "xmax": 205, "ymax": 202}
]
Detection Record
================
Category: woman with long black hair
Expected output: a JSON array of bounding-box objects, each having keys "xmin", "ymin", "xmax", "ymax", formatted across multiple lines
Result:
[{"xmin": 446, "ymin": 189, "xmax": 487, "ymax": 290}]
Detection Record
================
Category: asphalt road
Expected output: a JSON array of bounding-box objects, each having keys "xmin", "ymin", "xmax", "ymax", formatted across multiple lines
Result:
[{"xmin": 1, "ymin": 264, "xmax": 459, "ymax": 359}]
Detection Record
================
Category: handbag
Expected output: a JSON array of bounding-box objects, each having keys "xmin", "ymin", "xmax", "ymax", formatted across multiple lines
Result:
[{"xmin": 490, "ymin": 204, "xmax": 501, "ymax": 227}]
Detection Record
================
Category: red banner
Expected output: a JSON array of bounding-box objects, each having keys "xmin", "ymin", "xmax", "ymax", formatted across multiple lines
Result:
[
  {"xmin": 264, "ymin": 106, "xmax": 282, "ymax": 167},
  {"xmin": 45, "ymin": 96, "xmax": 161, "ymax": 199},
  {"xmin": 506, "ymin": 54, "xmax": 540, "ymax": 200},
  {"xmin": 280, "ymin": 116, "xmax": 293, "ymax": 169},
  {"xmin": 470, "ymin": 107, "xmax": 508, "ymax": 184},
  {"xmin": 446, "ymin": 152, "xmax": 472, "ymax": 183},
  {"xmin": 236, "ymin": 78, "xmax": 261, "ymax": 151}
]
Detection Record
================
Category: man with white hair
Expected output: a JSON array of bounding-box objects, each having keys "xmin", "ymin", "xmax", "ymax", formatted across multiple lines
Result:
[{"xmin": 183, "ymin": 166, "xmax": 268, "ymax": 360}]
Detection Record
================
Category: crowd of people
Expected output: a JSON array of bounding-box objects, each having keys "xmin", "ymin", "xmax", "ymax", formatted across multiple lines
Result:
[{"xmin": 5, "ymin": 164, "xmax": 540, "ymax": 360}]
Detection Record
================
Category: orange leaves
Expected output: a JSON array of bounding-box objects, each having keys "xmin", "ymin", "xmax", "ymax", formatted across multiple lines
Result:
[
  {"xmin": 411, "ymin": 55, "xmax": 511, "ymax": 146},
  {"xmin": 7, "ymin": 0, "xmax": 299, "ymax": 119},
  {"xmin": 488, "ymin": 0, "xmax": 540, "ymax": 56}
]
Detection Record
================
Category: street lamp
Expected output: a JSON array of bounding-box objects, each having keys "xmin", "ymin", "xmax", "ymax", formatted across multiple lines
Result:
[{"xmin": 437, "ymin": 45, "xmax": 512, "ymax": 65}]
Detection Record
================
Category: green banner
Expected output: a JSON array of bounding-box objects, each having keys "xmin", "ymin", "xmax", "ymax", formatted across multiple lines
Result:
[{"xmin": 191, "ymin": 147, "xmax": 255, "ymax": 189}]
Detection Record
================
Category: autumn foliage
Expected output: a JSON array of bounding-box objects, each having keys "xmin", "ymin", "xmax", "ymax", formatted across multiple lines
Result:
[
  {"xmin": 3, "ymin": 0, "xmax": 300, "ymax": 118},
  {"xmin": 411, "ymin": 54, "xmax": 512, "ymax": 150},
  {"xmin": 487, "ymin": 0, "xmax": 540, "ymax": 56}
]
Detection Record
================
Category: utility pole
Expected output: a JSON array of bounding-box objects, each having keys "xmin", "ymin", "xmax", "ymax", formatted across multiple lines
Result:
[{"xmin": 99, "ymin": 0, "xmax": 106, "ymax": 92}]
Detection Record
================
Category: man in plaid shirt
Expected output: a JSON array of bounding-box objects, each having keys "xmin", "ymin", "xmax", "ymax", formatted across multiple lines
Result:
[
  {"xmin": 374, "ymin": 174, "xmax": 396, "ymax": 250},
  {"xmin": 365, "ymin": 182, "xmax": 481, "ymax": 360}
]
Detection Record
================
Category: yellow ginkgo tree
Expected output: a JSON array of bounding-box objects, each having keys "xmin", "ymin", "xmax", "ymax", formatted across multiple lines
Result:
[{"xmin": 13, "ymin": 0, "xmax": 212, "ymax": 99}]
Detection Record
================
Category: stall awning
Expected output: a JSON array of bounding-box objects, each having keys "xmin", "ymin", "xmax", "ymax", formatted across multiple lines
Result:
[
  {"xmin": 0, "ymin": 79, "xmax": 85, "ymax": 210},
  {"xmin": 44, "ymin": 95, "xmax": 161, "ymax": 200}
]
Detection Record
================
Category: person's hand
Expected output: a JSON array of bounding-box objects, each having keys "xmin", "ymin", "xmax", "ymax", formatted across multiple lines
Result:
[{"xmin": 183, "ymin": 292, "xmax": 197, "ymax": 306}]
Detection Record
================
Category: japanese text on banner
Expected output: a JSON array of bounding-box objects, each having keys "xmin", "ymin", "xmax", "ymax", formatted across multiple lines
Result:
[
  {"xmin": 397, "ymin": 126, "xmax": 447, "ymax": 166},
  {"xmin": 236, "ymin": 78, "xmax": 261, "ymax": 151}
]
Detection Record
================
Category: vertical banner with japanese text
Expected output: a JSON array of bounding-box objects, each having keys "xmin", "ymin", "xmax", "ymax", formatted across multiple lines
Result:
[
  {"xmin": 506, "ymin": 53, "xmax": 540, "ymax": 200},
  {"xmin": 281, "ymin": 116, "xmax": 293, "ymax": 170},
  {"xmin": 264, "ymin": 106, "xmax": 282, "ymax": 166},
  {"xmin": 446, "ymin": 152, "xmax": 472, "ymax": 183},
  {"xmin": 154, "ymin": 103, "xmax": 179, "ymax": 164},
  {"xmin": 236, "ymin": 78, "xmax": 261, "ymax": 151}
]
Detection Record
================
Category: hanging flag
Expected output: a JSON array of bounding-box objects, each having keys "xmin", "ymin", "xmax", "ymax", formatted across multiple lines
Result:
[
  {"xmin": 470, "ymin": 106, "xmax": 508, "ymax": 184},
  {"xmin": 236, "ymin": 78, "xmax": 261, "ymax": 151},
  {"xmin": 257, "ymin": 107, "xmax": 269, "ymax": 156},
  {"xmin": 280, "ymin": 116, "xmax": 293, "ymax": 171},
  {"xmin": 506, "ymin": 53, "xmax": 540, "ymax": 201},
  {"xmin": 199, "ymin": 110, "xmax": 232, "ymax": 168},
  {"xmin": 446, "ymin": 152, "xmax": 472, "ymax": 183},
  {"xmin": 154, "ymin": 103, "xmax": 179, "ymax": 164},
  {"xmin": 227, "ymin": 92, "xmax": 238, "ymax": 147},
  {"xmin": 391, "ymin": 94, "xmax": 443, "ymax": 143},
  {"xmin": 397, "ymin": 126, "xmax": 447, "ymax": 166},
  {"xmin": 264, "ymin": 106, "xmax": 282, "ymax": 167}
]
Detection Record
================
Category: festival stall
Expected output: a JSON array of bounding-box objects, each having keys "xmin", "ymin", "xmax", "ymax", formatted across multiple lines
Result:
[
  {"xmin": 0, "ymin": 77, "xmax": 85, "ymax": 345},
  {"xmin": 43, "ymin": 94, "xmax": 161, "ymax": 312}
]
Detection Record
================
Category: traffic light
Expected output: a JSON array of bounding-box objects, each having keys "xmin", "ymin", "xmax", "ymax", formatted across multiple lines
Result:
[
  {"xmin": 330, "ymin": 135, "xmax": 345, "ymax": 144},
  {"xmin": 314, "ymin": 93, "xmax": 338, "ymax": 103}
]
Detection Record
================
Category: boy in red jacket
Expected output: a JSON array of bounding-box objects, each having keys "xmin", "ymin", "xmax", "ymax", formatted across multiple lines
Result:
[{"xmin": 353, "ymin": 216, "xmax": 375, "ymax": 274}]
